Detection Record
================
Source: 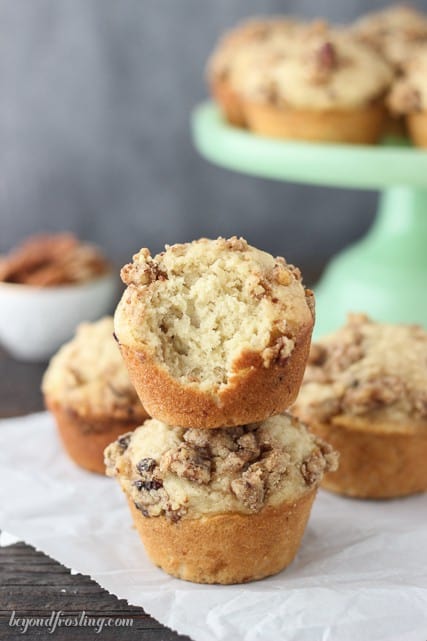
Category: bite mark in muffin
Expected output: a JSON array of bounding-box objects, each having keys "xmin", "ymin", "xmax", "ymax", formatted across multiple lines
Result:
[{"xmin": 114, "ymin": 237, "xmax": 314, "ymax": 428}]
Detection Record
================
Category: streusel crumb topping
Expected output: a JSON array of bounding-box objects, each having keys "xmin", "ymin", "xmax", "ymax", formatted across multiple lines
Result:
[
  {"xmin": 105, "ymin": 414, "xmax": 337, "ymax": 521},
  {"xmin": 294, "ymin": 314, "xmax": 427, "ymax": 428},
  {"xmin": 42, "ymin": 317, "xmax": 146, "ymax": 421},
  {"xmin": 208, "ymin": 17, "xmax": 303, "ymax": 91},
  {"xmin": 240, "ymin": 24, "xmax": 393, "ymax": 110},
  {"xmin": 353, "ymin": 5, "xmax": 427, "ymax": 70}
]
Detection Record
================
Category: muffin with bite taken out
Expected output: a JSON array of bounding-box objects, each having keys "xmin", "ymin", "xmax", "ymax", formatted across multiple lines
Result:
[{"xmin": 114, "ymin": 237, "xmax": 315, "ymax": 429}]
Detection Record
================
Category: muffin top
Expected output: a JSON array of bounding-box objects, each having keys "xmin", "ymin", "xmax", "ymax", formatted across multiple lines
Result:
[
  {"xmin": 294, "ymin": 314, "xmax": 427, "ymax": 432},
  {"xmin": 208, "ymin": 17, "xmax": 303, "ymax": 92},
  {"xmin": 105, "ymin": 413, "xmax": 337, "ymax": 520},
  {"xmin": 42, "ymin": 317, "xmax": 147, "ymax": 422},
  {"xmin": 241, "ymin": 24, "xmax": 393, "ymax": 110},
  {"xmin": 388, "ymin": 45, "xmax": 427, "ymax": 114},
  {"xmin": 114, "ymin": 237, "xmax": 314, "ymax": 392},
  {"xmin": 353, "ymin": 4, "xmax": 427, "ymax": 70}
]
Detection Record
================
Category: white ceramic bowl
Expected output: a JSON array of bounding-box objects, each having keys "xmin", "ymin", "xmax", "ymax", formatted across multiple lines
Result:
[{"xmin": 0, "ymin": 273, "xmax": 117, "ymax": 361}]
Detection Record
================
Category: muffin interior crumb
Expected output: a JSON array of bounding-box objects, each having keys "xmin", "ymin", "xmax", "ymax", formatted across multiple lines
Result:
[{"xmin": 143, "ymin": 249, "xmax": 274, "ymax": 386}]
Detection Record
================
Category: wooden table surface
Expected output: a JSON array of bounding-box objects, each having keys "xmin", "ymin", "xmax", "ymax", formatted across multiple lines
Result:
[{"xmin": 0, "ymin": 346, "xmax": 191, "ymax": 641}]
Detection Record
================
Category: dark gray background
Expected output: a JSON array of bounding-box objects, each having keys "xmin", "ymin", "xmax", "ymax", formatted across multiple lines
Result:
[{"xmin": 0, "ymin": 0, "xmax": 423, "ymax": 273}]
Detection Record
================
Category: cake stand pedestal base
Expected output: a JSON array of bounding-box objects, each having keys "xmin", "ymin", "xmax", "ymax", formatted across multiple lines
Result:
[{"xmin": 314, "ymin": 187, "xmax": 427, "ymax": 336}]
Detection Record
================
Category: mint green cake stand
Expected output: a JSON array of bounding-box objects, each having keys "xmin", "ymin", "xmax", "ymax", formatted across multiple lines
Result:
[{"xmin": 192, "ymin": 102, "xmax": 427, "ymax": 337}]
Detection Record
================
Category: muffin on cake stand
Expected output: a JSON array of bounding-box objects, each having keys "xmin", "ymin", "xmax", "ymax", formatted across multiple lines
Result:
[{"xmin": 192, "ymin": 103, "xmax": 427, "ymax": 337}]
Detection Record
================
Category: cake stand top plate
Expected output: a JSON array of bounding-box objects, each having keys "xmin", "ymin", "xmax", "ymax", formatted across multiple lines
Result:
[{"xmin": 192, "ymin": 102, "xmax": 427, "ymax": 190}]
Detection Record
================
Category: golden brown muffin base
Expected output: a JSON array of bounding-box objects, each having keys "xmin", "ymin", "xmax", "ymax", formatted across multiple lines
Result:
[
  {"xmin": 308, "ymin": 417, "xmax": 427, "ymax": 499},
  {"xmin": 243, "ymin": 100, "xmax": 386, "ymax": 144},
  {"xmin": 119, "ymin": 322, "xmax": 313, "ymax": 429},
  {"xmin": 128, "ymin": 488, "xmax": 316, "ymax": 584},
  {"xmin": 210, "ymin": 76, "xmax": 246, "ymax": 127},
  {"xmin": 46, "ymin": 398, "xmax": 147, "ymax": 474},
  {"xmin": 407, "ymin": 112, "xmax": 427, "ymax": 147}
]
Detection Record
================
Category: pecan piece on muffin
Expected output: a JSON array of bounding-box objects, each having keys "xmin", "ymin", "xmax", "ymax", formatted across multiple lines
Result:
[
  {"xmin": 105, "ymin": 413, "xmax": 337, "ymax": 584},
  {"xmin": 114, "ymin": 237, "xmax": 315, "ymax": 429},
  {"xmin": 42, "ymin": 317, "xmax": 148, "ymax": 474},
  {"xmin": 293, "ymin": 313, "xmax": 427, "ymax": 499}
]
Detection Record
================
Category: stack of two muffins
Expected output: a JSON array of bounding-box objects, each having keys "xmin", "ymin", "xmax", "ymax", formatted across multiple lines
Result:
[{"xmin": 105, "ymin": 237, "xmax": 338, "ymax": 585}]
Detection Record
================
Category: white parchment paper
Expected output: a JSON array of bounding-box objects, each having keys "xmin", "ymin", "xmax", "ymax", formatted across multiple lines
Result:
[{"xmin": 0, "ymin": 412, "xmax": 426, "ymax": 641}]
